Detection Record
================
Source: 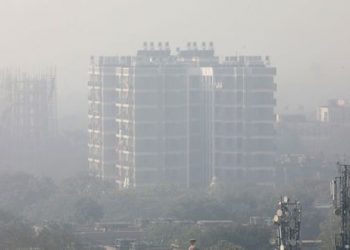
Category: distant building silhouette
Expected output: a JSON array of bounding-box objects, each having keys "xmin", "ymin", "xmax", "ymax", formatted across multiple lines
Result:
[
  {"xmin": 318, "ymin": 99, "xmax": 350, "ymax": 124},
  {"xmin": 0, "ymin": 70, "xmax": 57, "ymax": 169}
]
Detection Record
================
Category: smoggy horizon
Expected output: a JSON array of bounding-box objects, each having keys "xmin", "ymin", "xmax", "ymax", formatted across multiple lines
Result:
[{"xmin": 0, "ymin": 0, "xmax": 349, "ymax": 123}]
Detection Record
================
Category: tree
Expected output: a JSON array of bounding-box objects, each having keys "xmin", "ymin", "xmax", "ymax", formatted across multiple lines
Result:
[
  {"xmin": 0, "ymin": 173, "xmax": 56, "ymax": 214},
  {"xmin": 319, "ymin": 213, "xmax": 339, "ymax": 250},
  {"xmin": 74, "ymin": 197, "xmax": 104, "ymax": 224},
  {"xmin": 36, "ymin": 222, "xmax": 83, "ymax": 250},
  {"xmin": 0, "ymin": 210, "xmax": 82, "ymax": 250},
  {"xmin": 208, "ymin": 240, "xmax": 244, "ymax": 250}
]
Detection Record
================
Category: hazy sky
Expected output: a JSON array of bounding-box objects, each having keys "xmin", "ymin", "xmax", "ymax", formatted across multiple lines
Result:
[{"xmin": 0, "ymin": 0, "xmax": 349, "ymax": 119}]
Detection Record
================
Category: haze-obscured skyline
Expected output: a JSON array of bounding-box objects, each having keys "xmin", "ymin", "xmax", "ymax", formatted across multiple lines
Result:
[{"xmin": 0, "ymin": 0, "xmax": 349, "ymax": 121}]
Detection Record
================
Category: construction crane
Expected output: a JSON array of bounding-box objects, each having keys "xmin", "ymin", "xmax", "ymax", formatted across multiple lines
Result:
[
  {"xmin": 273, "ymin": 196, "xmax": 302, "ymax": 250},
  {"xmin": 331, "ymin": 162, "xmax": 350, "ymax": 250}
]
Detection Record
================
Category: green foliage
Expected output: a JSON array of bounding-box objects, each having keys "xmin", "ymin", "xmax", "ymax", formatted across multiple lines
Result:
[
  {"xmin": 35, "ymin": 223, "xmax": 82, "ymax": 250},
  {"xmin": 74, "ymin": 197, "xmax": 104, "ymax": 224},
  {"xmin": 0, "ymin": 173, "xmax": 56, "ymax": 213},
  {"xmin": 199, "ymin": 224, "xmax": 271, "ymax": 250},
  {"xmin": 168, "ymin": 193, "xmax": 230, "ymax": 220},
  {"xmin": 0, "ymin": 172, "xmax": 335, "ymax": 249},
  {"xmin": 144, "ymin": 223, "xmax": 270, "ymax": 250},
  {"xmin": 145, "ymin": 223, "xmax": 201, "ymax": 248},
  {"xmin": 319, "ymin": 212, "xmax": 340, "ymax": 250},
  {"xmin": 0, "ymin": 210, "xmax": 82, "ymax": 250},
  {"xmin": 208, "ymin": 240, "xmax": 244, "ymax": 250},
  {"xmin": 0, "ymin": 216, "xmax": 35, "ymax": 249}
]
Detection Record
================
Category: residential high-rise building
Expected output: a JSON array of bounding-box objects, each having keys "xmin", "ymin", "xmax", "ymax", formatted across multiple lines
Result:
[
  {"xmin": 88, "ymin": 43, "xmax": 276, "ymax": 188},
  {"xmin": 212, "ymin": 56, "xmax": 276, "ymax": 184}
]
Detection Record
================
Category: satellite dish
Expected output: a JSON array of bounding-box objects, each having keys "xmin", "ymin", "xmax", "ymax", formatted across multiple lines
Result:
[
  {"xmin": 335, "ymin": 208, "xmax": 341, "ymax": 216},
  {"xmin": 290, "ymin": 239, "xmax": 297, "ymax": 246},
  {"xmin": 273, "ymin": 215, "xmax": 280, "ymax": 224},
  {"xmin": 283, "ymin": 196, "xmax": 289, "ymax": 203},
  {"xmin": 276, "ymin": 209, "xmax": 283, "ymax": 217}
]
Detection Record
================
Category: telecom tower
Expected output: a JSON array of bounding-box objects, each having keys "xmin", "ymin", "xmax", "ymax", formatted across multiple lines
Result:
[
  {"xmin": 331, "ymin": 162, "xmax": 350, "ymax": 250},
  {"xmin": 273, "ymin": 196, "xmax": 302, "ymax": 250}
]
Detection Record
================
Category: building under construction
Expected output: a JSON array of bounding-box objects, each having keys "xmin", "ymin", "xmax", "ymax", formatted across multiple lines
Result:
[
  {"xmin": 0, "ymin": 70, "xmax": 57, "ymax": 167},
  {"xmin": 88, "ymin": 42, "xmax": 276, "ymax": 188}
]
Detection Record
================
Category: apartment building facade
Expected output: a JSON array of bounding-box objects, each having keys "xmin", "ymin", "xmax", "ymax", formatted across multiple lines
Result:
[{"xmin": 88, "ymin": 43, "xmax": 276, "ymax": 188}]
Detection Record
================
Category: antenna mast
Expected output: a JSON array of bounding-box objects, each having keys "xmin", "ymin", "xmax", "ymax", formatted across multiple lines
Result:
[
  {"xmin": 332, "ymin": 162, "xmax": 350, "ymax": 250},
  {"xmin": 273, "ymin": 196, "xmax": 302, "ymax": 250}
]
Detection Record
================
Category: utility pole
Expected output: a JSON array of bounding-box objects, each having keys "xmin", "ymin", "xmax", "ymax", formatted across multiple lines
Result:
[
  {"xmin": 273, "ymin": 196, "xmax": 302, "ymax": 250},
  {"xmin": 331, "ymin": 162, "xmax": 350, "ymax": 250}
]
